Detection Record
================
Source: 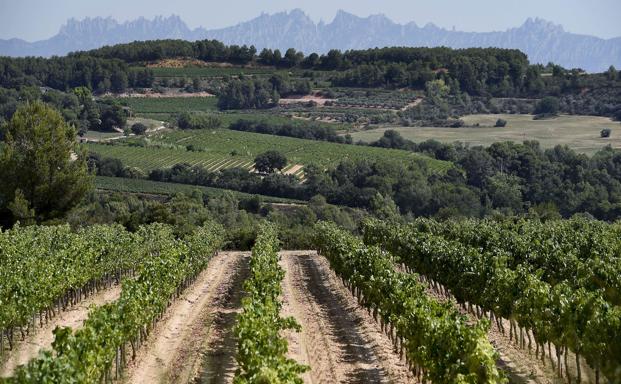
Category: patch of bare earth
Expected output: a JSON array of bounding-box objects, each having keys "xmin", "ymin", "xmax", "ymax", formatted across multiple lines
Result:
[
  {"xmin": 194, "ymin": 251, "xmax": 250, "ymax": 384},
  {"xmin": 0, "ymin": 285, "xmax": 122, "ymax": 377},
  {"xmin": 123, "ymin": 251, "xmax": 248, "ymax": 384},
  {"xmin": 280, "ymin": 251, "xmax": 416, "ymax": 384}
]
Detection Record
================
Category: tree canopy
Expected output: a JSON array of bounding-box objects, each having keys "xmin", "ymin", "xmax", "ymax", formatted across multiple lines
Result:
[
  {"xmin": 254, "ymin": 151, "xmax": 288, "ymax": 173},
  {"xmin": 0, "ymin": 102, "xmax": 92, "ymax": 225}
]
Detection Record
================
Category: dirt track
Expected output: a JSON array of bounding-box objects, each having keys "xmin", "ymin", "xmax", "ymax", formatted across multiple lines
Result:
[
  {"xmin": 123, "ymin": 251, "xmax": 248, "ymax": 384},
  {"xmin": 0, "ymin": 285, "xmax": 122, "ymax": 377},
  {"xmin": 280, "ymin": 251, "xmax": 415, "ymax": 384}
]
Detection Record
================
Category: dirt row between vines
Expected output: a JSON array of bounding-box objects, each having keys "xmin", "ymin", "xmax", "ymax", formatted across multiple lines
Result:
[
  {"xmin": 280, "ymin": 251, "xmax": 416, "ymax": 384},
  {"xmin": 123, "ymin": 251, "xmax": 249, "ymax": 384},
  {"xmin": 0, "ymin": 285, "xmax": 122, "ymax": 378}
]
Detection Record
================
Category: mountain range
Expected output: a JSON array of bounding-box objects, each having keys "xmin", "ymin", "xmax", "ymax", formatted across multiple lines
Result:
[{"xmin": 1, "ymin": 10, "xmax": 620, "ymax": 72}]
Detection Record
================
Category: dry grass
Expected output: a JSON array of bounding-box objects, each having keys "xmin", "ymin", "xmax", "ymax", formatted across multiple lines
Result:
[{"xmin": 350, "ymin": 114, "xmax": 621, "ymax": 155}]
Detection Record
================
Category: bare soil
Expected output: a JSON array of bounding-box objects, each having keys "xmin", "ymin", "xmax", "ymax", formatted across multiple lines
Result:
[
  {"xmin": 123, "ymin": 251, "xmax": 248, "ymax": 384},
  {"xmin": 280, "ymin": 251, "xmax": 416, "ymax": 384},
  {"xmin": 0, "ymin": 285, "xmax": 122, "ymax": 377}
]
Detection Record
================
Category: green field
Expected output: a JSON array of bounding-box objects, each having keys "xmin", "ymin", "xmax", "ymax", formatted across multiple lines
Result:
[
  {"xmin": 349, "ymin": 114, "xmax": 621, "ymax": 155},
  {"xmin": 95, "ymin": 176, "xmax": 304, "ymax": 203},
  {"xmin": 120, "ymin": 97, "xmax": 218, "ymax": 115},
  {"xmin": 86, "ymin": 129, "xmax": 449, "ymax": 175}
]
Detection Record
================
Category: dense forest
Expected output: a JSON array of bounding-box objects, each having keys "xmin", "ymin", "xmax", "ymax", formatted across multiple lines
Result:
[{"xmin": 1, "ymin": 38, "xmax": 620, "ymax": 118}]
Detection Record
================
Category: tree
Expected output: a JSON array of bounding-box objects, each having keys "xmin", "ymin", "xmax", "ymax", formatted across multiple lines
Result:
[
  {"xmin": 495, "ymin": 118, "xmax": 507, "ymax": 127},
  {"xmin": 131, "ymin": 122, "xmax": 148, "ymax": 135},
  {"xmin": 110, "ymin": 70, "xmax": 128, "ymax": 93},
  {"xmin": 534, "ymin": 96, "xmax": 560, "ymax": 115},
  {"xmin": 0, "ymin": 102, "xmax": 92, "ymax": 224},
  {"xmin": 254, "ymin": 151, "xmax": 287, "ymax": 173},
  {"xmin": 98, "ymin": 101, "xmax": 128, "ymax": 131},
  {"xmin": 607, "ymin": 65, "xmax": 618, "ymax": 81}
]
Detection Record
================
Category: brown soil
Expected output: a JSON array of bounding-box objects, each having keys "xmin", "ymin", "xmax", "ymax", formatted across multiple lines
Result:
[
  {"xmin": 280, "ymin": 251, "xmax": 416, "ymax": 384},
  {"xmin": 0, "ymin": 285, "xmax": 122, "ymax": 377},
  {"xmin": 194, "ymin": 252, "xmax": 250, "ymax": 384},
  {"xmin": 123, "ymin": 251, "xmax": 248, "ymax": 384}
]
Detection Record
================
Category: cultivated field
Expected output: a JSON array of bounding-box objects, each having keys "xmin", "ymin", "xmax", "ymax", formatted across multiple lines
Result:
[
  {"xmin": 87, "ymin": 129, "xmax": 449, "ymax": 176},
  {"xmin": 349, "ymin": 114, "xmax": 621, "ymax": 154},
  {"xmin": 120, "ymin": 97, "xmax": 218, "ymax": 116},
  {"xmin": 94, "ymin": 176, "xmax": 305, "ymax": 204}
]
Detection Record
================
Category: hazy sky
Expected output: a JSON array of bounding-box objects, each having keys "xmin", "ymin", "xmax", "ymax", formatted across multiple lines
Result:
[{"xmin": 1, "ymin": 0, "xmax": 620, "ymax": 41}]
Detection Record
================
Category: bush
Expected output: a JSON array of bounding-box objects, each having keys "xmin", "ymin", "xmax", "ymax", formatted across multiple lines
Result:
[
  {"xmin": 131, "ymin": 122, "xmax": 148, "ymax": 135},
  {"xmin": 495, "ymin": 118, "xmax": 507, "ymax": 127},
  {"xmin": 534, "ymin": 96, "xmax": 560, "ymax": 115},
  {"xmin": 601, "ymin": 128, "xmax": 612, "ymax": 138},
  {"xmin": 174, "ymin": 112, "xmax": 222, "ymax": 130}
]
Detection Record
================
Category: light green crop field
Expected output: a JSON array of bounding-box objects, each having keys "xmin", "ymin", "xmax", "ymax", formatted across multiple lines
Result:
[
  {"xmin": 349, "ymin": 114, "xmax": 621, "ymax": 155},
  {"xmin": 119, "ymin": 97, "xmax": 218, "ymax": 116},
  {"xmin": 86, "ymin": 129, "xmax": 449, "ymax": 175},
  {"xmin": 95, "ymin": 176, "xmax": 304, "ymax": 204}
]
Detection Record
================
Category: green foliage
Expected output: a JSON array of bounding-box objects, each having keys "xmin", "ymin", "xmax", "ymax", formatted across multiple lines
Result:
[
  {"xmin": 6, "ymin": 222, "xmax": 224, "ymax": 383},
  {"xmin": 130, "ymin": 122, "xmax": 147, "ymax": 135},
  {"xmin": 362, "ymin": 218, "xmax": 621, "ymax": 382},
  {"xmin": 494, "ymin": 118, "xmax": 507, "ymax": 127},
  {"xmin": 120, "ymin": 96, "xmax": 218, "ymax": 116},
  {"xmin": 234, "ymin": 223, "xmax": 308, "ymax": 383},
  {"xmin": 254, "ymin": 151, "xmax": 287, "ymax": 173},
  {"xmin": 314, "ymin": 222, "xmax": 504, "ymax": 383},
  {"xmin": 0, "ymin": 102, "xmax": 92, "ymax": 224},
  {"xmin": 218, "ymin": 78, "xmax": 278, "ymax": 110},
  {"xmin": 0, "ymin": 224, "xmax": 140, "ymax": 337},
  {"xmin": 534, "ymin": 96, "xmax": 560, "ymax": 115},
  {"xmin": 86, "ymin": 129, "xmax": 448, "ymax": 175},
  {"xmin": 174, "ymin": 112, "xmax": 222, "ymax": 130}
]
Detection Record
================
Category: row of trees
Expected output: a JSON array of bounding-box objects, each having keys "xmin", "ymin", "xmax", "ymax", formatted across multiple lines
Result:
[
  {"xmin": 217, "ymin": 75, "xmax": 311, "ymax": 110},
  {"xmin": 0, "ymin": 56, "xmax": 154, "ymax": 93}
]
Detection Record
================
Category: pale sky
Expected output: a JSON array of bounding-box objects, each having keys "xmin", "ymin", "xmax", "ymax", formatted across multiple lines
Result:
[{"xmin": 1, "ymin": 0, "xmax": 620, "ymax": 42}]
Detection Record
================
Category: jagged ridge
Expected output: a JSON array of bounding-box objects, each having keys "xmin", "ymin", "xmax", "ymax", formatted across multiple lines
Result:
[{"xmin": 1, "ymin": 10, "xmax": 619, "ymax": 72}]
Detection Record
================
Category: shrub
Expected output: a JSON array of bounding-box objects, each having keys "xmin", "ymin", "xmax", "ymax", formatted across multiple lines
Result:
[
  {"xmin": 534, "ymin": 96, "xmax": 560, "ymax": 115},
  {"xmin": 131, "ymin": 122, "xmax": 148, "ymax": 135},
  {"xmin": 601, "ymin": 128, "xmax": 612, "ymax": 138},
  {"xmin": 495, "ymin": 118, "xmax": 507, "ymax": 127}
]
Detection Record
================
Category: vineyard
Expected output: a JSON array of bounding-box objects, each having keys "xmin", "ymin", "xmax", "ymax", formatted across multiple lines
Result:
[
  {"xmin": 1, "ymin": 217, "xmax": 619, "ymax": 383},
  {"xmin": 119, "ymin": 97, "xmax": 218, "ymax": 115},
  {"xmin": 94, "ymin": 176, "xmax": 304, "ymax": 204},
  {"xmin": 86, "ymin": 129, "xmax": 449, "ymax": 177}
]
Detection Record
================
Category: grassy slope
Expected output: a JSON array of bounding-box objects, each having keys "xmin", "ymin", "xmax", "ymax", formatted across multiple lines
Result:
[
  {"xmin": 86, "ymin": 129, "xmax": 450, "ymax": 174},
  {"xmin": 349, "ymin": 114, "xmax": 621, "ymax": 155}
]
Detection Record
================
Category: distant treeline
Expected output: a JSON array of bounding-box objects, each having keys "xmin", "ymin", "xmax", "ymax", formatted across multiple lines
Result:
[
  {"xmin": 2, "ymin": 38, "xmax": 620, "ymax": 104},
  {"xmin": 0, "ymin": 56, "xmax": 154, "ymax": 93},
  {"xmin": 229, "ymin": 119, "xmax": 352, "ymax": 144}
]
